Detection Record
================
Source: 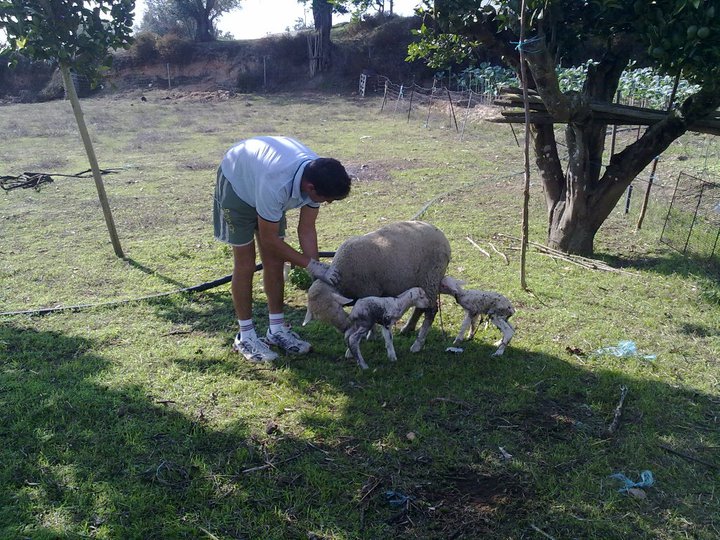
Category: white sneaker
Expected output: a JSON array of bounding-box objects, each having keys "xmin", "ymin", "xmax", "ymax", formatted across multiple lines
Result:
[
  {"xmin": 232, "ymin": 333, "xmax": 278, "ymax": 362},
  {"xmin": 265, "ymin": 326, "xmax": 312, "ymax": 355}
]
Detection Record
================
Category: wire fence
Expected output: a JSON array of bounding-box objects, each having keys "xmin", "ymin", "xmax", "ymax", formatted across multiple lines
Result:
[
  {"xmin": 660, "ymin": 172, "xmax": 720, "ymax": 262},
  {"xmin": 359, "ymin": 73, "xmax": 720, "ymax": 265}
]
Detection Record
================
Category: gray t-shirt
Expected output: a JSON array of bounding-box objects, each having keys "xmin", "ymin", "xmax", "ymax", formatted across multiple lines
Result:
[{"xmin": 220, "ymin": 136, "xmax": 321, "ymax": 223}]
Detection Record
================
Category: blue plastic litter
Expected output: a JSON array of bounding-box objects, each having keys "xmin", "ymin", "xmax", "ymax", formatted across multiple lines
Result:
[
  {"xmin": 594, "ymin": 340, "xmax": 656, "ymax": 361},
  {"xmin": 385, "ymin": 490, "xmax": 413, "ymax": 507},
  {"xmin": 609, "ymin": 470, "xmax": 655, "ymax": 493}
]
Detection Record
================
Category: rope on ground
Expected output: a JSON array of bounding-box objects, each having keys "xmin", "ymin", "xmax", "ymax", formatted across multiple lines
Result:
[
  {"xmin": 2, "ymin": 171, "xmax": 525, "ymax": 318},
  {"xmin": 0, "ymin": 252, "xmax": 337, "ymax": 317},
  {"xmin": 0, "ymin": 168, "xmax": 122, "ymax": 192}
]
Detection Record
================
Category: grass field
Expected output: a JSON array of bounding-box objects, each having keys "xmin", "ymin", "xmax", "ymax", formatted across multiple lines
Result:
[{"xmin": 1, "ymin": 89, "xmax": 719, "ymax": 539}]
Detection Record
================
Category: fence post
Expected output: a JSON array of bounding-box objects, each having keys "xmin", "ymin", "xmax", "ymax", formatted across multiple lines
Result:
[
  {"xmin": 460, "ymin": 90, "xmax": 472, "ymax": 141},
  {"xmin": 636, "ymin": 157, "xmax": 659, "ymax": 230},
  {"xmin": 407, "ymin": 85, "xmax": 415, "ymax": 122},
  {"xmin": 624, "ymin": 184, "xmax": 633, "ymax": 214},
  {"xmin": 380, "ymin": 80, "xmax": 388, "ymax": 112},
  {"xmin": 359, "ymin": 73, "xmax": 367, "ymax": 97},
  {"xmin": 393, "ymin": 84, "xmax": 404, "ymax": 113},
  {"xmin": 446, "ymin": 88, "xmax": 459, "ymax": 132}
]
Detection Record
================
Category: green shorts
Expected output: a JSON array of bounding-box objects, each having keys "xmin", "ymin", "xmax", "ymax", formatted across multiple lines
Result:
[{"xmin": 213, "ymin": 168, "xmax": 286, "ymax": 246}]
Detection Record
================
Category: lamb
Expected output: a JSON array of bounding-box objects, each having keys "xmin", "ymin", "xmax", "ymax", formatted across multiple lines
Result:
[
  {"xmin": 303, "ymin": 221, "xmax": 451, "ymax": 353},
  {"xmin": 341, "ymin": 287, "xmax": 430, "ymax": 369},
  {"xmin": 440, "ymin": 276, "xmax": 516, "ymax": 356}
]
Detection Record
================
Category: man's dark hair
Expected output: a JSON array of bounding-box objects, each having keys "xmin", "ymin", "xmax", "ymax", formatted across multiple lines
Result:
[{"xmin": 304, "ymin": 158, "xmax": 351, "ymax": 199}]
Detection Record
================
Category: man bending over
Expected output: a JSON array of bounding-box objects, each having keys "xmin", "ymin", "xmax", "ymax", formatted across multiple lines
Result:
[{"xmin": 213, "ymin": 136, "xmax": 351, "ymax": 362}]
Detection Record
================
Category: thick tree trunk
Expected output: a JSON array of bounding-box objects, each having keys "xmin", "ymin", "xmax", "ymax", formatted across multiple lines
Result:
[
  {"xmin": 195, "ymin": 15, "xmax": 213, "ymax": 42},
  {"xmin": 312, "ymin": 0, "xmax": 333, "ymax": 72}
]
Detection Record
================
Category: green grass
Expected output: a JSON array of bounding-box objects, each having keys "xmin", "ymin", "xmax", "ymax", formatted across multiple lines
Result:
[{"xmin": 1, "ymin": 91, "xmax": 719, "ymax": 539}]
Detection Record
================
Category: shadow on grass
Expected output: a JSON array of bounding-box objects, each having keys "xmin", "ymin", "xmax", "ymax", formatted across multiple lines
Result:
[
  {"xmin": 151, "ymin": 297, "xmax": 720, "ymax": 538},
  {"xmin": 598, "ymin": 248, "xmax": 720, "ymax": 284},
  {"xmin": 3, "ymin": 308, "xmax": 719, "ymax": 538},
  {"xmin": 123, "ymin": 257, "xmax": 192, "ymax": 290}
]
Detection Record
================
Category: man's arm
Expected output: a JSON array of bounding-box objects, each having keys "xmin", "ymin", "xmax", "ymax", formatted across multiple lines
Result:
[
  {"xmin": 297, "ymin": 205, "xmax": 320, "ymax": 260},
  {"xmin": 257, "ymin": 217, "xmax": 310, "ymax": 268}
]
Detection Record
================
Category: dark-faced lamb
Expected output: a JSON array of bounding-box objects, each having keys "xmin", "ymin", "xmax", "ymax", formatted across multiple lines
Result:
[
  {"xmin": 303, "ymin": 221, "xmax": 451, "ymax": 353},
  {"xmin": 341, "ymin": 287, "xmax": 430, "ymax": 370},
  {"xmin": 440, "ymin": 276, "xmax": 516, "ymax": 356}
]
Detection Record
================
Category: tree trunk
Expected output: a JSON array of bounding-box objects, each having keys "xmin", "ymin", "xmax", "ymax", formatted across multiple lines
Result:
[
  {"xmin": 312, "ymin": 0, "xmax": 332, "ymax": 72},
  {"xmin": 195, "ymin": 15, "xmax": 213, "ymax": 42},
  {"xmin": 60, "ymin": 64, "xmax": 124, "ymax": 258}
]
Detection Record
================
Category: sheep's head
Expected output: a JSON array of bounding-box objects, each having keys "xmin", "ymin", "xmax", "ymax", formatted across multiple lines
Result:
[
  {"xmin": 408, "ymin": 287, "xmax": 431, "ymax": 309},
  {"xmin": 440, "ymin": 276, "xmax": 465, "ymax": 296},
  {"xmin": 303, "ymin": 280, "xmax": 353, "ymax": 333}
]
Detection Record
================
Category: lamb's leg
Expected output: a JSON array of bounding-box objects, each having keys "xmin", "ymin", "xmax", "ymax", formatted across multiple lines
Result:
[
  {"xmin": 346, "ymin": 327, "xmax": 370, "ymax": 369},
  {"xmin": 490, "ymin": 315, "xmax": 514, "ymax": 356},
  {"xmin": 410, "ymin": 309, "xmax": 435, "ymax": 352},
  {"xmin": 399, "ymin": 307, "xmax": 422, "ymax": 334},
  {"xmin": 468, "ymin": 313, "xmax": 481, "ymax": 340},
  {"xmin": 453, "ymin": 313, "xmax": 473, "ymax": 345},
  {"xmin": 380, "ymin": 325, "xmax": 397, "ymax": 362}
]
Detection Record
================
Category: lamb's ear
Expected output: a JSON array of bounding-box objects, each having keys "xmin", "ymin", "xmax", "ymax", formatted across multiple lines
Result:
[
  {"xmin": 302, "ymin": 308, "xmax": 313, "ymax": 326},
  {"xmin": 331, "ymin": 292, "xmax": 353, "ymax": 306}
]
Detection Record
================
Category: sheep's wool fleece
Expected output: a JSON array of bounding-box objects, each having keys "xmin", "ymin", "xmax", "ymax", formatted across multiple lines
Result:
[{"xmin": 333, "ymin": 221, "xmax": 451, "ymax": 300}]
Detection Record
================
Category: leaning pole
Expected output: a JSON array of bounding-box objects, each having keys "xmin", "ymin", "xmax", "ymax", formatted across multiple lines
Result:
[{"xmin": 60, "ymin": 63, "xmax": 124, "ymax": 258}]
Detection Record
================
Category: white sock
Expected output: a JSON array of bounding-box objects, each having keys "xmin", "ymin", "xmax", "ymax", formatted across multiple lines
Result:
[
  {"xmin": 269, "ymin": 312, "xmax": 285, "ymax": 334},
  {"xmin": 238, "ymin": 319, "xmax": 256, "ymax": 341}
]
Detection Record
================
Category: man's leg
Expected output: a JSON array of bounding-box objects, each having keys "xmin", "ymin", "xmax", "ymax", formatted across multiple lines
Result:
[
  {"xmin": 257, "ymin": 237, "xmax": 311, "ymax": 355},
  {"xmin": 231, "ymin": 242, "xmax": 256, "ymax": 321}
]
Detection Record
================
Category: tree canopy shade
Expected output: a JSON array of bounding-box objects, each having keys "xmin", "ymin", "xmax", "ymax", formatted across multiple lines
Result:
[
  {"xmin": 174, "ymin": 0, "xmax": 241, "ymax": 42},
  {"xmin": 0, "ymin": 0, "xmax": 136, "ymax": 258},
  {"xmin": 0, "ymin": 0, "xmax": 134, "ymax": 84},
  {"xmin": 408, "ymin": 0, "xmax": 720, "ymax": 255}
]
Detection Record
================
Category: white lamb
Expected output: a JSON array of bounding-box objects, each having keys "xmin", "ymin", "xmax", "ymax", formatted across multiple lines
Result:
[
  {"xmin": 340, "ymin": 287, "xmax": 431, "ymax": 370},
  {"xmin": 303, "ymin": 221, "xmax": 451, "ymax": 353},
  {"xmin": 440, "ymin": 276, "xmax": 516, "ymax": 356}
]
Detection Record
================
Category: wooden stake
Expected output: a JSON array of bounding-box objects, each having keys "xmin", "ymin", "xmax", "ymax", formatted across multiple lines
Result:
[
  {"xmin": 60, "ymin": 64, "xmax": 124, "ymax": 258},
  {"xmin": 518, "ymin": 0, "xmax": 531, "ymax": 291}
]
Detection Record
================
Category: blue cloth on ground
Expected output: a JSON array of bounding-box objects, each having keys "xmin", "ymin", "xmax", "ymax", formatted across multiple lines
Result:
[
  {"xmin": 594, "ymin": 340, "xmax": 656, "ymax": 360},
  {"xmin": 609, "ymin": 470, "xmax": 655, "ymax": 493}
]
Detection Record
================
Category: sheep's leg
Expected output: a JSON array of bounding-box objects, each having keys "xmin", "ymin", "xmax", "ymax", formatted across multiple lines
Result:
[
  {"xmin": 347, "ymin": 327, "xmax": 370, "ymax": 369},
  {"xmin": 380, "ymin": 325, "xmax": 397, "ymax": 362},
  {"xmin": 468, "ymin": 313, "xmax": 482, "ymax": 340},
  {"xmin": 399, "ymin": 307, "xmax": 422, "ymax": 334},
  {"xmin": 410, "ymin": 309, "xmax": 435, "ymax": 353},
  {"xmin": 366, "ymin": 324, "xmax": 380, "ymax": 341},
  {"xmin": 453, "ymin": 313, "xmax": 473, "ymax": 345},
  {"xmin": 490, "ymin": 315, "xmax": 514, "ymax": 356}
]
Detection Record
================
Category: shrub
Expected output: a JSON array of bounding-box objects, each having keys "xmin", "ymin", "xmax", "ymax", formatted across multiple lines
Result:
[
  {"xmin": 157, "ymin": 34, "xmax": 194, "ymax": 64},
  {"xmin": 130, "ymin": 32, "xmax": 158, "ymax": 64}
]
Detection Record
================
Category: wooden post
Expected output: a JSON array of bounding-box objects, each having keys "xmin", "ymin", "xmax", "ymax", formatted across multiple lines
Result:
[
  {"xmin": 380, "ymin": 80, "xmax": 388, "ymax": 112},
  {"xmin": 518, "ymin": 0, "xmax": 531, "ymax": 291},
  {"xmin": 393, "ymin": 84, "xmax": 404, "ymax": 113},
  {"xmin": 636, "ymin": 73, "xmax": 680, "ymax": 231},
  {"xmin": 166, "ymin": 63, "xmax": 171, "ymax": 90},
  {"xmin": 60, "ymin": 64, "xmax": 124, "ymax": 258},
  {"xmin": 407, "ymin": 86, "xmax": 415, "ymax": 122},
  {"xmin": 446, "ymin": 88, "xmax": 459, "ymax": 132},
  {"xmin": 460, "ymin": 90, "xmax": 472, "ymax": 141}
]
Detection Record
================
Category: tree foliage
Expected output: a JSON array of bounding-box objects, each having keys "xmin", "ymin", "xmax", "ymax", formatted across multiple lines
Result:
[
  {"xmin": 0, "ymin": 0, "xmax": 135, "ymax": 82},
  {"xmin": 408, "ymin": 0, "xmax": 720, "ymax": 255},
  {"xmin": 137, "ymin": 0, "xmax": 241, "ymax": 41}
]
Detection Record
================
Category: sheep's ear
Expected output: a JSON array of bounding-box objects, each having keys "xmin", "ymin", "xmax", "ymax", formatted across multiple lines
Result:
[
  {"xmin": 331, "ymin": 292, "xmax": 353, "ymax": 306},
  {"xmin": 302, "ymin": 308, "xmax": 313, "ymax": 326}
]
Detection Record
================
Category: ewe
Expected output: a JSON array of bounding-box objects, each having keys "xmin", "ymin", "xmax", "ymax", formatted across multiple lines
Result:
[
  {"xmin": 440, "ymin": 276, "xmax": 516, "ymax": 356},
  {"xmin": 304, "ymin": 221, "xmax": 450, "ymax": 354},
  {"xmin": 342, "ymin": 287, "xmax": 430, "ymax": 370}
]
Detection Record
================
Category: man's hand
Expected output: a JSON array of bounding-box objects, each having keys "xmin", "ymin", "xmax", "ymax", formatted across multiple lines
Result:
[{"xmin": 306, "ymin": 259, "xmax": 339, "ymax": 286}]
